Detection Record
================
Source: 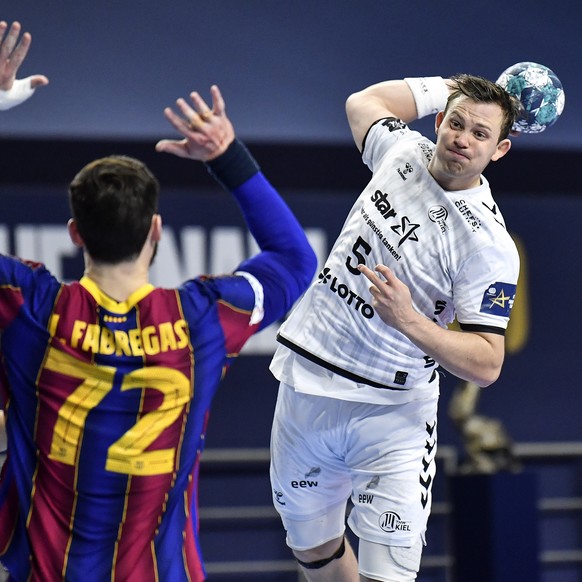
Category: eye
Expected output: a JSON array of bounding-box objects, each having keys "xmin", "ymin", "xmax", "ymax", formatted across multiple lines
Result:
[{"xmin": 450, "ymin": 119, "xmax": 462, "ymax": 129}]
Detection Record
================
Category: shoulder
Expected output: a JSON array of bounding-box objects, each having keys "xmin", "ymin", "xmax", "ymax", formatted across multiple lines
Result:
[
  {"xmin": 362, "ymin": 119, "xmax": 431, "ymax": 171},
  {"xmin": 0, "ymin": 255, "xmax": 58, "ymax": 290}
]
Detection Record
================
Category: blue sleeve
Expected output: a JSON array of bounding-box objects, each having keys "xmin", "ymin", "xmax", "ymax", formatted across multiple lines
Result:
[
  {"xmin": 0, "ymin": 256, "xmax": 60, "ymax": 330},
  {"xmin": 205, "ymin": 140, "xmax": 317, "ymax": 329}
]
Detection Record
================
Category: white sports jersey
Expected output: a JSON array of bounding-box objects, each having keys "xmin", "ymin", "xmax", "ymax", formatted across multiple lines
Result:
[{"xmin": 271, "ymin": 119, "xmax": 519, "ymax": 405}]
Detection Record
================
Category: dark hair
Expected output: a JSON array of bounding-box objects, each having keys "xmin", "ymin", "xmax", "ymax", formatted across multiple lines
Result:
[
  {"xmin": 69, "ymin": 156, "xmax": 160, "ymax": 264},
  {"xmin": 445, "ymin": 74, "xmax": 522, "ymax": 141}
]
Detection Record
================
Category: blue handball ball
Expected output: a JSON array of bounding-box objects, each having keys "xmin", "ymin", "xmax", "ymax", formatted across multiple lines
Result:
[{"xmin": 496, "ymin": 62, "xmax": 565, "ymax": 134}]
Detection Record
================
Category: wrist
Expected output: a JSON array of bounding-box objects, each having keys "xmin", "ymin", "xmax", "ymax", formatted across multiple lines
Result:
[
  {"xmin": 0, "ymin": 77, "xmax": 35, "ymax": 111},
  {"xmin": 403, "ymin": 76, "xmax": 449, "ymax": 119},
  {"xmin": 204, "ymin": 139, "xmax": 260, "ymax": 191}
]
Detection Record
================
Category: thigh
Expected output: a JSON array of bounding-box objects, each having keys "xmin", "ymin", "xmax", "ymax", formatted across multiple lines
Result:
[
  {"xmin": 270, "ymin": 384, "xmax": 353, "ymax": 546},
  {"xmin": 347, "ymin": 397, "xmax": 439, "ymax": 547}
]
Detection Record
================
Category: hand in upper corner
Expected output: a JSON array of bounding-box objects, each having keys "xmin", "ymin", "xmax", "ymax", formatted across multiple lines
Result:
[{"xmin": 0, "ymin": 21, "xmax": 49, "ymax": 110}]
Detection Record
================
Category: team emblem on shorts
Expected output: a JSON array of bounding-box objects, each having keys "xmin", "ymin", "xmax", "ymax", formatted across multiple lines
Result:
[
  {"xmin": 479, "ymin": 282, "xmax": 517, "ymax": 317},
  {"xmin": 379, "ymin": 511, "xmax": 412, "ymax": 533},
  {"xmin": 273, "ymin": 489, "xmax": 285, "ymax": 506}
]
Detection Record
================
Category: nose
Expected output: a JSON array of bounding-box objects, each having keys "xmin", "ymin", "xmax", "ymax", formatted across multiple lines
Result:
[{"xmin": 453, "ymin": 128, "xmax": 471, "ymax": 148}]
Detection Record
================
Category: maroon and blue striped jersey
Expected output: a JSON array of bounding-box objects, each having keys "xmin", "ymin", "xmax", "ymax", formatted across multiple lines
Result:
[{"xmin": 0, "ymin": 144, "xmax": 317, "ymax": 581}]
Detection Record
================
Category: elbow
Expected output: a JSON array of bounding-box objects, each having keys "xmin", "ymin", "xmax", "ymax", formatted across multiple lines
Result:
[
  {"xmin": 475, "ymin": 375, "xmax": 498, "ymax": 389},
  {"xmin": 468, "ymin": 332, "xmax": 505, "ymax": 388},
  {"xmin": 345, "ymin": 91, "xmax": 364, "ymax": 122},
  {"xmin": 281, "ymin": 239, "xmax": 317, "ymax": 298},
  {"xmin": 345, "ymin": 92, "xmax": 357, "ymax": 115},
  {"xmin": 474, "ymin": 363, "xmax": 503, "ymax": 388},
  {"xmin": 298, "ymin": 244, "xmax": 318, "ymax": 291}
]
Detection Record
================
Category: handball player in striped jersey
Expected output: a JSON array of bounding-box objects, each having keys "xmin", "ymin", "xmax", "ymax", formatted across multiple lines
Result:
[{"xmin": 269, "ymin": 74, "xmax": 522, "ymax": 580}]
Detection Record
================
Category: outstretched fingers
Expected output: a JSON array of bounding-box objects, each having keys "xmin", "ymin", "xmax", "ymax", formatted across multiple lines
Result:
[
  {"xmin": 0, "ymin": 22, "xmax": 31, "ymax": 89},
  {"xmin": 168, "ymin": 85, "xmax": 227, "ymax": 131},
  {"xmin": 0, "ymin": 21, "xmax": 23, "ymax": 60},
  {"xmin": 164, "ymin": 93, "xmax": 216, "ymax": 136},
  {"xmin": 188, "ymin": 91, "xmax": 213, "ymax": 121},
  {"xmin": 0, "ymin": 21, "xmax": 48, "ymax": 93},
  {"xmin": 209, "ymin": 85, "xmax": 225, "ymax": 117},
  {"xmin": 162, "ymin": 103, "xmax": 191, "ymax": 136},
  {"xmin": 6, "ymin": 31, "xmax": 32, "ymax": 73},
  {"xmin": 358, "ymin": 264, "xmax": 391, "ymax": 288}
]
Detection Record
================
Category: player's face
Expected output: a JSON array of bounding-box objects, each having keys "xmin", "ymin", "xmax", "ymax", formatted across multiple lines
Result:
[{"xmin": 429, "ymin": 96, "xmax": 511, "ymax": 191}]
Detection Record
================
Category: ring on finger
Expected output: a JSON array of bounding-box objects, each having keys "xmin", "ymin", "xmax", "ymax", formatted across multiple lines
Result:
[
  {"xmin": 189, "ymin": 115, "xmax": 202, "ymax": 130},
  {"xmin": 199, "ymin": 110, "xmax": 213, "ymax": 121}
]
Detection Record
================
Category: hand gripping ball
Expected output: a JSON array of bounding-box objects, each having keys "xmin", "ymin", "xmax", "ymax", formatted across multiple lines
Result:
[{"xmin": 496, "ymin": 62, "xmax": 565, "ymax": 134}]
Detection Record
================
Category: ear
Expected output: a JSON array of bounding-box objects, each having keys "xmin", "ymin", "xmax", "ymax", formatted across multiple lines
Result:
[
  {"xmin": 434, "ymin": 111, "xmax": 445, "ymax": 135},
  {"xmin": 67, "ymin": 219, "xmax": 84, "ymax": 248},
  {"xmin": 491, "ymin": 138, "xmax": 512, "ymax": 162},
  {"xmin": 150, "ymin": 214, "xmax": 162, "ymax": 243}
]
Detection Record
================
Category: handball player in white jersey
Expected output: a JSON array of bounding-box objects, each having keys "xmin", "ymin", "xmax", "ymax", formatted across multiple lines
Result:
[{"xmin": 269, "ymin": 74, "xmax": 522, "ymax": 581}]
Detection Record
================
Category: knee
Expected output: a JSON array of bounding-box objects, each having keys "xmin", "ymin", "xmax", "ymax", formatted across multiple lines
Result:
[
  {"xmin": 293, "ymin": 536, "xmax": 345, "ymax": 569},
  {"xmin": 359, "ymin": 537, "xmax": 423, "ymax": 581}
]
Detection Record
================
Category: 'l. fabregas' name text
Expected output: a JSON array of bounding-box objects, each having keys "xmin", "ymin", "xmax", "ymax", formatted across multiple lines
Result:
[{"xmin": 53, "ymin": 318, "xmax": 189, "ymax": 356}]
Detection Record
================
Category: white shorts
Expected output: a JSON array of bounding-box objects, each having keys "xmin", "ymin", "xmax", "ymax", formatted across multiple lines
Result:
[{"xmin": 270, "ymin": 383, "xmax": 438, "ymax": 550}]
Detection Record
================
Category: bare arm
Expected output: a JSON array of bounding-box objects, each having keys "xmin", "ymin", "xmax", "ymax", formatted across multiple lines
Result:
[
  {"xmin": 345, "ymin": 80, "xmax": 419, "ymax": 152},
  {"xmin": 345, "ymin": 76, "xmax": 454, "ymax": 152},
  {"xmin": 358, "ymin": 264, "xmax": 505, "ymax": 387}
]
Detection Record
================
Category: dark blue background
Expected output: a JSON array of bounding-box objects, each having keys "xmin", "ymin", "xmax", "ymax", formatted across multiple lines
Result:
[{"xmin": 1, "ymin": 1, "xmax": 580, "ymax": 151}]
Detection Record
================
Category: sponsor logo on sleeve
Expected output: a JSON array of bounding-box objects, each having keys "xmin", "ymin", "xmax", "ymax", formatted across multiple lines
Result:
[
  {"xmin": 479, "ymin": 282, "xmax": 517, "ymax": 317},
  {"xmin": 381, "ymin": 118, "xmax": 408, "ymax": 132}
]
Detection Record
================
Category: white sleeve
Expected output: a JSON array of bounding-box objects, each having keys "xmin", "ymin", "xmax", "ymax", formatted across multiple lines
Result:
[
  {"xmin": 362, "ymin": 119, "xmax": 420, "ymax": 173},
  {"xmin": 234, "ymin": 271, "xmax": 265, "ymax": 325},
  {"xmin": 454, "ymin": 242, "xmax": 520, "ymax": 330}
]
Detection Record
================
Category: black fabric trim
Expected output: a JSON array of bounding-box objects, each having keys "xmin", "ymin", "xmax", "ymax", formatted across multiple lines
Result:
[
  {"xmin": 296, "ymin": 538, "xmax": 346, "ymax": 570},
  {"xmin": 459, "ymin": 323, "xmax": 506, "ymax": 336},
  {"xmin": 361, "ymin": 116, "xmax": 404, "ymax": 153},
  {"xmin": 276, "ymin": 334, "xmax": 408, "ymax": 391},
  {"xmin": 204, "ymin": 139, "xmax": 260, "ymax": 191}
]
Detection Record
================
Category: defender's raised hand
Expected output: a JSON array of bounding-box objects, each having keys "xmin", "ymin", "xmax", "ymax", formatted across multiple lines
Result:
[{"xmin": 156, "ymin": 85, "xmax": 235, "ymax": 162}]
